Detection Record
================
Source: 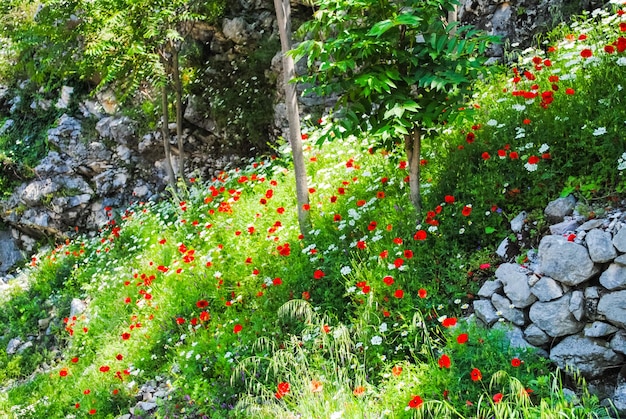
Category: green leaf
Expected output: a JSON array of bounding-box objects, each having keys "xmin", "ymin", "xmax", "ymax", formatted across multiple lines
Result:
[
  {"xmin": 393, "ymin": 14, "xmax": 422, "ymax": 27},
  {"xmin": 485, "ymin": 227, "xmax": 496, "ymax": 235},
  {"xmin": 367, "ymin": 20, "xmax": 394, "ymax": 37}
]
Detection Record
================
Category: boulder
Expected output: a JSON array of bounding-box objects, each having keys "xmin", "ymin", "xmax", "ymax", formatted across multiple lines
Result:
[
  {"xmin": 495, "ymin": 263, "xmax": 536, "ymax": 308},
  {"xmin": 544, "ymin": 195, "xmax": 576, "ymax": 223},
  {"xmin": 0, "ymin": 230, "xmax": 24, "ymax": 274},
  {"xmin": 473, "ymin": 299, "xmax": 500, "ymax": 326},
  {"xmin": 96, "ymin": 116, "xmax": 136, "ymax": 144},
  {"xmin": 538, "ymin": 235, "xmax": 598, "ymax": 286},
  {"xmin": 524, "ymin": 323, "xmax": 551, "ymax": 346},
  {"xmin": 585, "ymin": 229, "xmax": 617, "ymax": 263},
  {"xmin": 614, "ymin": 228, "xmax": 626, "ymax": 253},
  {"xmin": 569, "ymin": 290, "xmax": 585, "ymax": 322},
  {"xmin": 549, "ymin": 335, "xmax": 623, "ymax": 379},
  {"xmin": 529, "ymin": 294, "xmax": 584, "ymax": 337},
  {"xmin": 491, "ymin": 293, "xmax": 525, "ymax": 326},
  {"xmin": 495, "ymin": 237, "xmax": 519, "ymax": 261},
  {"xmin": 600, "ymin": 264, "xmax": 626, "ymax": 290},
  {"xmin": 477, "ymin": 279, "xmax": 503, "ymax": 298},
  {"xmin": 530, "ymin": 276, "xmax": 563, "ymax": 302},
  {"xmin": 584, "ymin": 321, "xmax": 619, "ymax": 338},
  {"xmin": 598, "ymin": 290, "xmax": 626, "ymax": 328}
]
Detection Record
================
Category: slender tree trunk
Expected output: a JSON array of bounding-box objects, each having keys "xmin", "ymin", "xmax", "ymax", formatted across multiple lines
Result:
[
  {"xmin": 404, "ymin": 128, "xmax": 421, "ymax": 213},
  {"xmin": 274, "ymin": 0, "xmax": 311, "ymax": 236},
  {"xmin": 161, "ymin": 86, "xmax": 177, "ymax": 189},
  {"xmin": 448, "ymin": 5, "xmax": 458, "ymax": 36},
  {"xmin": 171, "ymin": 46, "xmax": 185, "ymax": 182}
]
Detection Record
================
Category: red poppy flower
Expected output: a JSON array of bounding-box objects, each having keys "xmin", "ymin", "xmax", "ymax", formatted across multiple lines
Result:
[
  {"xmin": 362, "ymin": 285, "xmax": 371, "ymax": 294},
  {"xmin": 59, "ymin": 368, "xmax": 68, "ymax": 377},
  {"xmin": 444, "ymin": 195, "xmax": 455, "ymax": 204},
  {"xmin": 408, "ymin": 395, "xmax": 423, "ymax": 408},
  {"xmin": 100, "ymin": 366, "xmax": 110, "ymax": 373},
  {"xmin": 461, "ymin": 205, "xmax": 472, "ymax": 217},
  {"xmin": 438, "ymin": 354, "xmax": 451, "ymax": 368},
  {"xmin": 509, "ymin": 151, "xmax": 519, "ymax": 159},
  {"xmin": 528, "ymin": 155, "xmax": 540, "ymax": 165},
  {"xmin": 200, "ymin": 311, "xmax": 210, "ymax": 322},
  {"xmin": 393, "ymin": 258, "xmax": 404, "ymax": 268},
  {"xmin": 442, "ymin": 317, "xmax": 457, "ymax": 327},
  {"xmin": 466, "ymin": 132, "xmax": 475, "ymax": 143},
  {"xmin": 357, "ymin": 241, "xmax": 367, "ymax": 250},
  {"xmin": 376, "ymin": 191, "xmax": 385, "ymax": 199},
  {"xmin": 302, "ymin": 291, "xmax": 310, "ymax": 300},
  {"xmin": 89, "ymin": 409, "xmax": 97, "ymax": 415},
  {"xmin": 418, "ymin": 288, "xmax": 427, "ymax": 298},
  {"xmin": 176, "ymin": 317, "xmax": 185, "ymax": 325},
  {"xmin": 383, "ymin": 276, "xmax": 394, "ymax": 286},
  {"xmin": 233, "ymin": 324, "xmax": 243, "ymax": 334},
  {"xmin": 620, "ymin": 22, "xmax": 626, "ymax": 32},
  {"xmin": 313, "ymin": 269, "xmax": 325, "ymax": 280},
  {"xmin": 121, "ymin": 332, "xmax": 131, "ymax": 340},
  {"xmin": 493, "ymin": 393, "xmax": 503, "ymax": 403},
  {"xmin": 470, "ymin": 368, "xmax": 482, "ymax": 381},
  {"xmin": 523, "ymin": 118, "xmax": 531, "ymax": 125},
  {"xmin": 71, "ymin": 357, "xmax": 79, "ymax": 363},
  {"xmin": 116, "ymin": 354, "xmax": 123, "ymax": 361},
  {"xmin": 497, "ymin": 149, "xmax": 507, "ymax": 158},
  {"xmin": 273, "ymin": 277, "xmax": 283, "ymax": 286},
  {"xmin": 580, "ymin": 48, "xmax": 592, "ymax": 58},
  {"xmin": 356, "ymin": 199, "xmax": 366, "ymax": 207},
  {"xmin": 481, "ymin": 152, "xmax": 490, "ymax": 160},
  {"xmin": 414, "ymin": 230, "xmax": 427, "ymax": 241},
  {"xmin": 605, "ymin": 45, "xmax": 616, "ymax": 54},
  {"xmin": 394, "ymin": 289, "xmax": 404, "ymax": 299},
  {"xmin": 511, "ymin": 357, "xmax": 522, "ymax": 367}
]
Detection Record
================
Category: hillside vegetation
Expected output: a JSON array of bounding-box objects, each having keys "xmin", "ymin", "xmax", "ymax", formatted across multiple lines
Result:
[{"xmin": 0, "ymin": 3, "xmax": 626, "ymax": 419}]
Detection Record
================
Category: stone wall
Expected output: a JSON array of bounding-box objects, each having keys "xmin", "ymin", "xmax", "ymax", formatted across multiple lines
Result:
[{"xmin": 474, "ymin": 196, "xmax": 626, "ymax": 413}]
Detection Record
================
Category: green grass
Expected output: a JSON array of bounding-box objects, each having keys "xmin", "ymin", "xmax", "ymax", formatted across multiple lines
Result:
[{"xmin": 0, "ymin": 4, "xmax": 625, "ymax": 419}]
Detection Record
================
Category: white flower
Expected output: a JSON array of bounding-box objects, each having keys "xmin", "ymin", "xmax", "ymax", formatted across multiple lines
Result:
[
  {"xmin": 538, "ymin": 143, "xmax": 550, "ymax": 153},
  {"xmin": 487, "ymin": 119, "xmax": 498, "ymax": 126},
  {"xmin": 512, "ymin": 104, "xmax": 526, "ymax": 112},
  {"xmin": 593, "ymin": 127, "xmax": 607, "ymax": 136},
  {"xmin": 617, "ymin": 57, "xmax": 626, "ymax": 66},
  {"xmin": 330, "ymin": 411, "xmax": 344, "ymax": 419},
  {"xmin": 340, "ymin": 266, "xmax": 352, "ymax": 275},
  {"xmin": 371, "ymin": 335, "xmax": 383, "ymax": 345},
  {"xmin": 379, "ymin": 322, "xmax": 388, "ymax": 333},
  {"xmin": 524, "ymin": 162, "xmax": 538, "ymax": 172}
]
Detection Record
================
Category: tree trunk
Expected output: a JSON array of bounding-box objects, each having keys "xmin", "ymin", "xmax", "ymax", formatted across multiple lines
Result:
[
  {"xmin": 171, "ymin": 47, "xmax": 185, "ymax": 183},
  {"xmin": 274, "ymin": 0, "xmax": 311, "ymax": 236},
  {"xmin": 161, "ymin": 86, "xmax": 177, "ymax": 189},
  {"xmin": 448, "ymin": 5, "xmax": 458, "ymax": 36},
  {"xmin": 404, "ymin": 128, "xmax": 421, "ymax": 213}
]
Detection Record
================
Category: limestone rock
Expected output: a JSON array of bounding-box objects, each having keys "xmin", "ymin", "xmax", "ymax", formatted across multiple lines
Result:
[
  {"xmin": 529, "ymin": 294, "xmax": 584, "ymax": 337},
  {"xmin": 585, "ymin": 321, "xmax": 619, "ymax": 338},
  {"xmin": 544, "ymin": 195, "xmax": 576, "ymax": 223},
  {"xmin": 495, "ymin": 263, "xmax": 536, "ymax": 308},
  {"xmin": 477, "ymin": 279, "xmax": 503, "ymax": 298},
  {"xmin": 473, "ymin": 299, "xmax": 499, "ymax": 326},
  {"xmin": 549, "ymin": 335, "xmax": 623, "ymax": 379},
  {"xmin": 614, "ymin": 228, "xmax": 626, "ymax": 253},
  {"xmin": 549, "ymin": 219, "xmax": 581, "ymax": 236},
  {"xmin": 0, "ymin": 230, "xmax": 23, "ymax": 274},
  {"xmin": 538, "ymin": 235, "xmax": 598, "ymax": 286},
  {"xmin": 96, "ymin": 116, "xmax": 135, "ymax": 144},
  {"xmin": 496, "ymin": 237, "xmax": 519, "ymax": 261},
  {"xmin": 222, "ymin": 17, "xmax": 249, "ymax": 44},
  {"xmin": 598, "ymin": 290, "xmax": 626, "ymax": 328},
  {"xmin": 611, "ymin": 331, "xmax": 626, "ymax": 355},
  {"xmin": 510, "ymin": 211, "xmax": 527, "ymax": 233},
  {"xmin": 524, "ymin": 324, "xmax": 551, "ymax": 346},
  {"xmin": 569, "ymin": 290, "xmax": 585, "ymax": 322},
  {"xmin": 586, "ymin": 229, "xmax": 617, "ymax": 263},
  {"xmin": 491, "ymin": 293, "xmax": 526, "ymax": 326},
  {"xmin": 530, "ymin": 276, "xmax": 563, "ymax": 302},
  {"xmin": 600, "ymin": 264, "xmax": 626, "ymax": 290}
]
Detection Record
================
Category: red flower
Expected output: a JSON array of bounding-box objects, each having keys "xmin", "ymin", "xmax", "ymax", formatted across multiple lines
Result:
[
  {"xmin": 383, "ymin": 276, "xmax": 394, "ymax": 286},
  {"xmin": 528, "ymin": 155, "xmax": 540, "ymax": 165},
  {"xmin": 438, "ymin": 354, "xmax": 451, "ymax": 368},
  {"xmin": 273, "ymin": 277, "xmax": 283, "ymax": 286},
  {"xmin": 71, "ymin": 357, "xmax": 79, "ymax": 363},
  {"xmin": 493, "ymin": 393, "xmax": 503, "ymax": 403},
  {"xmin": 275, "ymin": 381, "xmax": 290, "ymax": 399},
  {"xmin": 100, "ymin": 365, "xmax": 110, "ymax": 373},
  {"xmin": 565, "ymin": 88, "xmax": 575, "ymax": 95},
  {"xmin": 116, "ymin": 354, "xmax": 123, "ymax": 361},
  {"xmin": 620, "ymin": 22, "xmax": 626, "ymax": 32},
  {"xmin": 418, "ymin": 288, "xmax": 427, "ymax": 298},
  {"xmin": 394, "ymin": 289, "xmax": 404, "ymax": 299},
  {"xmin": 200, "ymin": 311, "xmax": 210, "ymax": 322},
  {"xmin": 121, "ymin": 332, "xmax": 131, "ymax": 340},
  {"xmin": 509, "ymin": 151, "xmax": 519, "ymax": 159},
  {"xmin": 497, "ymin": 149, "xmax": 507, "ymax": 158},
  {"xmin": 580, "ymin": 48, "xmax": 592, "ymax": 58},
  {"xmin": 444, "ymin": 195, "xmax": 455, "ymax": 204},
  {"xmin": 233, "ymin": 324, "xmax": 243, "ymax": 334},
  {"xmin": 404, "ymin": 249, "xmax": 413, "ymax": 259},
  {"xmin": 605, "ymin": 45, "xmax": 616, "ymax": 54},
  {"xmin": 470, "ymin": 368, "xmax": 482, "ymax": 381},
  {"xmin": 302, "ymin": 291, "xmax": 310, "ymax": 300},
  {"xmin": 393, "ymin": 258, "xmax": 404, "ymax": 268},
  {"xmin": 196, "ymin": 300, "xmax": 209, "ymax": 308},
  {"xmin": 511, "ymin": 357, "xmax": 522, "ymax": 367},
  {"xmin": 442, "ymin": 317, "xmax": 457, "ymax": 327},
  {"xmin": 357, "ymin": 240, "xmax": 367, "ymax": 250},
  {"xmin": 392, "ymin": 365, "xmax": 403, "ymax": 376},
  {"xmin": 313, "ymin": 269, "xmax": 325, "ymax": 280},
  {"xmin": 89, "ymin": 409, "xmax": 97, "ymax": 415},
  {"xmin": 176, "ymin": 317, "xmax": 185, "ymax": 325},
  {"xmin": 59, "ymin": 368, "xmax": 69, "ymax": 377},
  {"xmin": 413, "ymin": 230, "xmax": 427, "ymax": 241},
  {"xmin": 481, "ymin": 152, "xmax": 490, "ymax": 160},
  {"xmin": 408, "ymin": 395, "xmax": 423, "ymax": 408},
  {"xmin": 461, "ymin": 205, "xmax": 472, "ymax": 217}
]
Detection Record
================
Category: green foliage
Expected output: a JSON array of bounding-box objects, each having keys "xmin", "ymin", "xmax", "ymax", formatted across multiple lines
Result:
[{"xmin": 292, "ymin": 0, "xmax": 497, "ymax": 147}]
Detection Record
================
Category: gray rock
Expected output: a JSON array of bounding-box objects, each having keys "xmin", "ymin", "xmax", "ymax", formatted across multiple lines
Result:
[
  {"xmin": 510, "ymin": 211, "xmax": 527, "ymax": 233},
  {"xmin": 136, "ymin": 401, "xmax": 157, "ymax": 412},
  {"xmin": 611, "ymin": 331, "xmax": 626, "ymax": 355},
  {"xmin": 495, "ymin": 263, "xmax": 536, "ymax": 308},
  {"xmin": 55, "ymin": 85, "xmax": 74, "ymax": 109},
  {"xmin": 569, "ymin": 290, "xmax": 585, "ymax": 322},
  {"xmin": 613, "ymin": 375, "xmax": 626, "ymax": 417},
  {"xmin": 493, "ymin": 323, "xmax": 541, "ymax": 353},
  {"xmin": 550, "ymin": 334, "xmax": 623, "ymax": 379},
  {"xmin": 17, "ymin": 341, "xmax": 33, "ymax": 353},
  {"xmin": 615, "ymin": 254, "xmax": 626, "ymax": 266},
  {"xmin": 549, "ymin": 219, "xmax": 581, "ymax": 236},
  {"xmin": 524, "ymin": 324, "xmax": 551, "ymax": 346},
  {"xmin": 477, "ymin": 279, "xmax": 503, "ymax": 298},
  {"xmin": 496, "ymin": 237, "xmax": 519, "ymax": 261},
  {"xmin": 0, "ymin": 230, "xmax": 24, "ymax": 274},
  {"xmin": 222, "ymin": 17, "xmax": 249, "ymax": 44},
  {"xmin": 578, "ymin": 219, "xmax": 605, "ymax": 231},
  {"xmin": 614, "ymin": 228, "xmax": 626, "ymax": 253},
  {"xmin": 473, "ymin": 299, "xmax": 500, "ymax": 326},
  {"xmin": 96, "ymin": 116, "xmax": 135, "ymax": 144},
  {"xmin": 598, "ymin": 290, "xmax": 626, "ymax": 328},
  {"xmin": 20, "ymin": 179, "xmax": 60, "ymax": 206},
  {"xmin": 6, "ymin": 337, "xmax": 22, "ymax": 355},
  {"xmin": 586, "ymin": 229, "xmax": 617, "ymax": 263},
  {"xmin": 538, "ymin": 235, "xmax": 598, "ymax": 286},
  {"xmin": 585, "ymin": 321, "xmax": 619, "ymax": 338},
  {"xmin": 69, "ymin": 298, "xmax": 87, "ymax": 319},
  {"xmin": 529, "ymin": 294, "xmax": 584, "ymax": 337},
  {"xmin": 491, "ymin": 293, "xmax": 526, "ymax": 326},
  {"xmin": 600, "ymin": 264, "xmax": 626, "ymax": 290},
  {"xmin": 544, "ymin": 195, "xmax": 576, "ymax": 223},
  {"xmin": 530, "ymin": 276, "xmax": 563, "ymax": 302}
]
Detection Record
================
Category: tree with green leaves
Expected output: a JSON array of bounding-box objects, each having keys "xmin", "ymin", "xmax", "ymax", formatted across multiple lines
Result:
[
  {"xmin": 83, "ymin": 0, "xmax": 225, "ymax": 188},
  {"xmin": 292, "ymin": 0, "xmax": 497, "ymax": 213}
]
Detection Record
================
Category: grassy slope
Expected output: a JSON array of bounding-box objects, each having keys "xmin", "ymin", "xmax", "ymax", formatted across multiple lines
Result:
[{"xmin": 1, "ymin": 5, "xmax": 626, "ymax": 419}]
